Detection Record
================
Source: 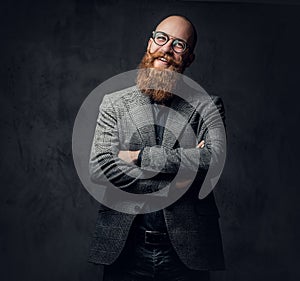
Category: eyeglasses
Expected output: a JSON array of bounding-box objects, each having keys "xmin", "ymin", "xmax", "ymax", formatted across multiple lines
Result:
[{"xmin": 152, "ymin": 31, "xmax": 190, "ymax": 54}]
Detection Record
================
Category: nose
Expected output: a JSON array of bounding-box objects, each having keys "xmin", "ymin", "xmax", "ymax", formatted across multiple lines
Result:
[{"xmin": 160, "ymin": 39, "xmax": 173, "ymax": 54}]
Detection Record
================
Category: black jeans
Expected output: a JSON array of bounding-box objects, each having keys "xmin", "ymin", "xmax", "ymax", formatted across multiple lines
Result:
[{"xmin": 103, "ymin": 228, "xmax": 210, "ymax": 281}]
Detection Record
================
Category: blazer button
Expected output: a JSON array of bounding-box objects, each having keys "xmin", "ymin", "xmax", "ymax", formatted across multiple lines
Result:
[{"xmin": 134, "ymin": 205, "xmax": 141, "ymax": 212}]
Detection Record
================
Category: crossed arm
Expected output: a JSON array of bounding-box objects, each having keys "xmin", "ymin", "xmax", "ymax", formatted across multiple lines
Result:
[
  {"xmin": 89, "ymin": 95, "xmax": 225, "ymax": 191},
  {"xmin": 118, "ymin": 140, "xmax": 205, "ymax": 164},
  {"xmin": 118, "ymin": 140, "xmax": 205, "ymax": 189}
]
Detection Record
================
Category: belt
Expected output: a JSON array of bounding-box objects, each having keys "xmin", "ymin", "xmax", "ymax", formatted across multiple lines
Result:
[{"xmin": 137, "ymin": 230, "xmax": 170, "ymax": 245}]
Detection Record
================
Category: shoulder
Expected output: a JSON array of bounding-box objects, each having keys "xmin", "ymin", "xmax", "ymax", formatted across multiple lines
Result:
[
  {"xmin": 192, "ymin": 94, "xmax": 226, "ymax": 124},
  {"xmin": 103, "ymin": 86, "xmax": 141, "ymax": 104},
  {"xmin": 205, "ymin": 95, "xmax": 226, "ymax": 123},
  {"xmin": 210, "ymin": 95, "xmax": 225, "ymax": 110},
  {"xmin": 181, "ymin": 82, "xmax": 224, "ymax": 110},
  {"xmin": 192, "ymin": 93, "xmax": 225, "ymax": 112}
]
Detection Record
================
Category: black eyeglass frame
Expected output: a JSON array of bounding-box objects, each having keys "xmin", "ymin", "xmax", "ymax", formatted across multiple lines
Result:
[{"xmin": 151, "ymin": 31, "xmax": 190, "ymax": 54}]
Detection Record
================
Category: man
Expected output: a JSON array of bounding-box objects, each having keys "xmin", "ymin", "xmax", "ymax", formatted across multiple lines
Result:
[{"xmin": 89, "ymin": 15, "xmax": 226, "ymax": 281}]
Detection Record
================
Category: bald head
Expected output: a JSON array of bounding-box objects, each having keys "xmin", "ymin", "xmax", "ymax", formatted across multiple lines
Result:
[
  {"xmin": 145, "ymin": 15, "xmax": 196, "ymax": 70},
  {"xmin": 155, "ymin": 15, "xmax": 197, "ymax": 52}
]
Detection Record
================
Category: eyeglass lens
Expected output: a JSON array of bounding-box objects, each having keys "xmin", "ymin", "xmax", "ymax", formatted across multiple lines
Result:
[{"xmin": 153, "ymin": 32, "xmax": 187, "ymax": 53}]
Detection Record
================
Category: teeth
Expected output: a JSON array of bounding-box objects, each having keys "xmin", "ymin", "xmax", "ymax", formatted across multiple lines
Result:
[{"xmin": 159, "ymin": 57, "xmax": 167, "ymax": 62}]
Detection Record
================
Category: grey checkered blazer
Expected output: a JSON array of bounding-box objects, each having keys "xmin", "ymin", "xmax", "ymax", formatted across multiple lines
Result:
[{"xmin": 88, "ymin": 85, "xmax": 226, "ymax": 270}]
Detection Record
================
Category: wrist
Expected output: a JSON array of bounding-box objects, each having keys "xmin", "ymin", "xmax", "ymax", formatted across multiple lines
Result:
[{"xmin": 130, "ymin": 150, "xmax": 140, "ymax": 163}]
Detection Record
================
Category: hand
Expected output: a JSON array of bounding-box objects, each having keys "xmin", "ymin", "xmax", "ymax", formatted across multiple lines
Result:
[
  {"xmin": 118, "ymin": 150, "xmax": 140, "ymax": 164},
  {"xmin": 197, "ymin": 140, "xmax": 205, "ymax": 149},
  {"xmin": 175, "ymin": 178, "xmax": 193, "ymax": 189}
]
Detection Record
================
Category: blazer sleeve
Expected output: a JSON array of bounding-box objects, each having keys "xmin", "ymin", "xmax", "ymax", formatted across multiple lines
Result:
[
  {"xmin": 140, "ymin": 96, "xmax": 226, "ymax": 175},
  {"xmin": 89, "ymin": 95, "xmax": 156, "ymax": 192}
]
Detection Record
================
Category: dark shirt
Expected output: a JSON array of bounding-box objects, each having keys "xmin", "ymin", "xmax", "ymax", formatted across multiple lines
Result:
[{"xmin": 134, "ymin": 101, "xmax": 170, "ymax": 231}]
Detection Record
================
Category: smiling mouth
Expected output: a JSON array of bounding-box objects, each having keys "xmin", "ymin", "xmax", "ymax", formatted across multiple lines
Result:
[{"xmin": 158, "ymin": 57, "xmax": 168, "ymax": 63}]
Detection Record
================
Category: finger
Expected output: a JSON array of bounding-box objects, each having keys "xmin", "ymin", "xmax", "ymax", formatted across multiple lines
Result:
[
  {"xmin": 197, "ymin": 140, "xmax": 205, "ymax": 148},
  {"xmin": 175, "ymin": 179, "xmax": 192, "ymax": 189}
]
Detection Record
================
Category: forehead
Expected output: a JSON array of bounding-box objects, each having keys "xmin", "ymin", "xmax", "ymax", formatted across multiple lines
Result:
[{"xmin": 155, "ymin": 17, "xmax": 193, "ymax": 43}]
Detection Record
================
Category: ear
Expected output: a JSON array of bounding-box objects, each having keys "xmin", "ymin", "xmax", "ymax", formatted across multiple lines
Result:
[
  {"xmin": 185, "ymin": 53, "xmax": 195, "ymax": 68},
  {"xmin": 147, "ymin": 38, "xmax": 153, "ymax": 52}
]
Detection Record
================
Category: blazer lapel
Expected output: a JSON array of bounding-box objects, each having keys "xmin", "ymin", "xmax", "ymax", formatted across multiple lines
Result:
[
  {"xmin": 162, "ymin": 95, "xmax": 198, "ymax": 148},
  {"xmin": 127, "ymin": 87, "xmax": 157, "ymax": 147}
]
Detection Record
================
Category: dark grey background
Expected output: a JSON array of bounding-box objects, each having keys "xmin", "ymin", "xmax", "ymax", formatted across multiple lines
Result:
[{"xmin": 1, "ymin": 0, "xmax": 300, "ymax": 280}]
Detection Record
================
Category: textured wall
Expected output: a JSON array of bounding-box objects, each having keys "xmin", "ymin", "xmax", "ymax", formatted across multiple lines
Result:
[{"xmin": 1, "ymin": 0, "xmax": 299, "ymax": 280}]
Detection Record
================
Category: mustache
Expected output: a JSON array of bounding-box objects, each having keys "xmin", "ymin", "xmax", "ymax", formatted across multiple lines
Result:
[{"xmin": 141, "ymin": 50, "xmax": 183, "ymax": 69}]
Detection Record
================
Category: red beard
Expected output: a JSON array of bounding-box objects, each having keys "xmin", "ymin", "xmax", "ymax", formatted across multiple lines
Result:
[{"xmin": 136, "ymin": 51, "xmax": 185, "ymax": 103}]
